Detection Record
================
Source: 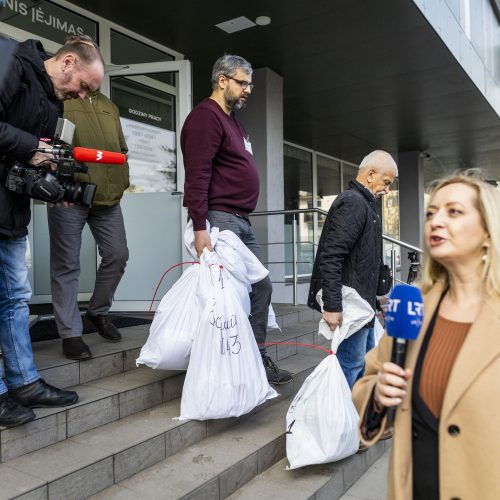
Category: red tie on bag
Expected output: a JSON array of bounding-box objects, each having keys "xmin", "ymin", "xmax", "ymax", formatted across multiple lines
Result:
[{"xmin": 149, "ymin": 261, "xmax": 225, "ymax": 313}]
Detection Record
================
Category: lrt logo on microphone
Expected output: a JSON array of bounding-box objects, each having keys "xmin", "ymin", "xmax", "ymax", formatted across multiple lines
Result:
[
  {"xmin": 386, "ymin": 299, "xmax": 423, "ymax": 317},
  {"xmin": 96, "ymin": 151, "xmax": 103, "ymax": 161}
]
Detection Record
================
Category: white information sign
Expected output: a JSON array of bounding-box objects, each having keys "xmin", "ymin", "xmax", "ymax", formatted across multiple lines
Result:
[{"xmin": 120, "ymin": 117, "xmax": 176, "ymax": 193}]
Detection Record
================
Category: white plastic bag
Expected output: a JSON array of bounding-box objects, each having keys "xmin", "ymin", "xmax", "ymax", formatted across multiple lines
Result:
[
  {"xmin": 184, "ymin": 220, "xmax": 268, "ymax": 282},
  {"xmin": 285, "ymin": 286, "xmax": 373, "ymax": 468},
  {"xmin": 215, "ymin": 229, "xmax": 269, "ymax": 285},
  {"xmin": 184, "ymin": 220, "xmax": 269, "ymax": 317},
  {"xmin": 180, "ymin": 251, "xmax": 278, "ymax": 420},
  {"xmin": 286, "ymin": 349, "xmax": 360, "ymax": 469},
  {"xmin": 374, "ymin": 316, "xmax": 384, "ymax": 346},
  {"xmin": 267, "ymin": 303, "xmax": 281, "ymax": 331},
  {"xmin": 316, "ymin": 286, "xmax": 375, "ymax": 351},
  {"xmin": 136, "ymin": 264, "xmax": 203, "ymax": 370}
]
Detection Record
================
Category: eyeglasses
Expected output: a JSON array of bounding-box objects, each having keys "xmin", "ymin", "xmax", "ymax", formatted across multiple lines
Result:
[{"xmin": 223, "ymin": 75, "xmax": 254, "ymax": 91}]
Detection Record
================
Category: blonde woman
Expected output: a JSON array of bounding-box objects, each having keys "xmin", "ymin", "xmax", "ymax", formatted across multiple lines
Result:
[{"xmin": 353, "ymin": 170, "xmax": 500, "ymax": 499}]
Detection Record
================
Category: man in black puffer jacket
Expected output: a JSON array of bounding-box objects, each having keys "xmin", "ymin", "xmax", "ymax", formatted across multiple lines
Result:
[
  {"xmin": 0, "ymin": 36, "xmax": 104, "ymax": 428},
  {"xmin": 308, "ymin": 150, "xmax": 398, "ymax": 388}
]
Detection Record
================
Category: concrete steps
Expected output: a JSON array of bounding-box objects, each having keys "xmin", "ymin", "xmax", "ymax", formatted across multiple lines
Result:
[
  {"xmin": 3, "ymin": 313, "xmax": 322, "ymax": 462},
  {"xmin": 91, "ymin": 399, "xmax": 293, "ymax": 500},
  {"xmin": 0, "ymin": 365, "xmax": 184, "ymax": 463},
  {"xmin": 0, "ymin": 303, "xmax": 385, "ymax": 499},
  {"xmin": 227, "ymin": 444, "xmax": 389, "ymax": 500},
  {"xmin": 0, "ymin": 346, "xmax": 325, "ymax": 499},
  {"xmin": 32, "ymin": 326, "xmax": 151, "ymax": 389}
]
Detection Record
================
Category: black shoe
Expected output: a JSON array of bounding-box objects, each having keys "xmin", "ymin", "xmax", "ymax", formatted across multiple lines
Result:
[
  {"xmin": 63, "ymin": 337, "xmax": 92, "ymax": 360},
  {"xmin": 85, "ymin": 313, "xmax": 122, "ymax": 342},
  {"xmin": 262, "ymin": 355, "xmax": 293, "ymax": 385},
  {"xmin": 0, "ymin": 393, "xmax": 35, "ymax": 428},
  {"xmin": 9, "ymin": 379, "xmax": 78, "ymax": 408}
]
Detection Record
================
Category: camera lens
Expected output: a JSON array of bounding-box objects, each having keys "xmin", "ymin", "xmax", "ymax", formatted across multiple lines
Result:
[{"xmin": 60, "ymin": 179, "xmax": 96, "ymax": 207}]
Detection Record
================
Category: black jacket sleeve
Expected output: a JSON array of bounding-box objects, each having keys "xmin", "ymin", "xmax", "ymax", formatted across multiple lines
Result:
[
  {"xmin": 0, "ymin": 59, "xmax": 39, "ymax": 161},
  {"xmin": 319, "ymin": 195, "xmax": 366, "ymax": 312}
]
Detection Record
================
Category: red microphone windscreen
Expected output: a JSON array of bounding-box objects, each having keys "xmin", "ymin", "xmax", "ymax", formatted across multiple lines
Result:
[{"xmin": 73, "ymin": 147, "xmax": 126, "ymax": 165}]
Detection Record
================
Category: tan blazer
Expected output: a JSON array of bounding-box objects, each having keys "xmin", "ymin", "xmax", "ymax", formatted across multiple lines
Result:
[{"xmin": 353, "ymin": 281, "xmax": 500, "ymax": 500}]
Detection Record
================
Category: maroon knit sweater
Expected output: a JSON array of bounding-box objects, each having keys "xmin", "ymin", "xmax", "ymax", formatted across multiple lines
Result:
[{"xmin": 181, "ymin": 98, "xmax": 260, "ymax": 230}]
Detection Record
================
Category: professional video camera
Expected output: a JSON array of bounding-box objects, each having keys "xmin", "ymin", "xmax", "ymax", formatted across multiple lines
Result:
[
  {"xmin": 5, "ymin": 119, "xmax": 126, "ymax": 208},
  {"xmin": 6, "ymin": 156, "xmax": 97, "ymax": 207}
]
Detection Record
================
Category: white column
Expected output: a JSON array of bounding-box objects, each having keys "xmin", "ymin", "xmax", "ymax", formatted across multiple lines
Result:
[{"xmin": 239, "ymin": 67, "xmax": 286, "ymax": 301}]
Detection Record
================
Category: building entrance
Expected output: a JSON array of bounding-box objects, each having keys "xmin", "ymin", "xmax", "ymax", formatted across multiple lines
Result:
[{"xmin": 0, "ymin": 2, "xmax": 191, "ymax": 311}]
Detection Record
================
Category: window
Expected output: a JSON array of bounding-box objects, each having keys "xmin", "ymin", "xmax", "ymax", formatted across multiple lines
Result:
[
  {"xmin": 283, "ymin": 143, "xmax": 401, "ymax": 277},
  {"xmin": 111, "ymin": 77, "xmax": 177, "ymax": 193},
  {"xmin": 342, "ymin": 163, "xmax": 358, "ymax": 190},
  {"xmin": 284, "ymin": 143, "xmax": 313, "ymax": 275},
  {"xmin": 111, "ymin": 30, "xmax": 174, "ymax": 64},
  {"xmin": 111, "ymin": 30, "xmax": 176, "ymax": 86},
  {"xmin": 316, "ymin": 155, "xmax": 341, "ymax": 211}
]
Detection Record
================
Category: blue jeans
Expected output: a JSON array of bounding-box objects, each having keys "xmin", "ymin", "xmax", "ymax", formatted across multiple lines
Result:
[
  {"xmin": 336, "ymin": 326, "xmax": 375, "ymax": 389},
  {"xmin": 0, "ymin": 237, "xmax": 40, "ymax": 394}
]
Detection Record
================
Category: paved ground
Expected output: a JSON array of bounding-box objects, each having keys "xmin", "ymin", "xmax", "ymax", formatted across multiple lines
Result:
[{"xmin": 339, "ymin": 448, "xmax": 390, "ymax": 500}]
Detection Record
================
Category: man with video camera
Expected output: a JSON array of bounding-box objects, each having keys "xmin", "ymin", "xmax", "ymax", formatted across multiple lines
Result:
[{"xmin": 0, "ymin": 35, "xmax": 104, "ymax": 428}]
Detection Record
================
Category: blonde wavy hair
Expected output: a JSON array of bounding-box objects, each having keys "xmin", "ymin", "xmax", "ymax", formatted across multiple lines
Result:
[{"xmin": 420, "ymin": 169, "xmax": 500, "ymax": 297}]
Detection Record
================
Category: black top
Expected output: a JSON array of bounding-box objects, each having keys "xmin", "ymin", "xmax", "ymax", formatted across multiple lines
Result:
[
  {"xmin": 411, "ymin": 291, "xmax": 446, "ymax": 500},
  {"xmin": 308, "ymin": 179, "xmax": 382, "ymax": 325},
  {"xmin": 0, "ymin": 39, "xmax": 63, "ymax": 237}
]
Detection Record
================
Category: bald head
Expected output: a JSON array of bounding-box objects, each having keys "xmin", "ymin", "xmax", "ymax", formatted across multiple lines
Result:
[{"xmin": 356, "ymin": 150, "xmax": 398, "ymax": 198}]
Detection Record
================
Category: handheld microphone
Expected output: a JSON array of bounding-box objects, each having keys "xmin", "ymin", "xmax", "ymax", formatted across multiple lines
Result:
[
  {"xmin": 36, "ymin": 146, "xmax": 126, "ymax": 165},
  {"xmin": 384, "ymin": 284, "xmax": 423, "ymax": 424},
  {"xmin": 72, "ymin": 147, "xmax": 126, "ymax": 165}
]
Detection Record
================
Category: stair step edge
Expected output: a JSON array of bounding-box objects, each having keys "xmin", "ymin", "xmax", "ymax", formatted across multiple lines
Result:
[{"xmin": 2, "ymin": 348, "xmax": 324, "ymax": 498}]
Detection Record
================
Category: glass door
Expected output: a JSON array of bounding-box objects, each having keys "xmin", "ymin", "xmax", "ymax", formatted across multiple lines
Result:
[
  {"xmin": 29, "ymin": 60, "xmax": 191, "ymax": 311},
  {"xmin": 104, "ymin": 61, "xmax": 192, "ymax": 311},
  {"xmin": 0, "ymin": 8, "xmax": 191, "ymax": 311}
]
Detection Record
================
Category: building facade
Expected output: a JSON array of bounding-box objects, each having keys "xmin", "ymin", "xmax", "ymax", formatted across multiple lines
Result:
[{"xmin": 1, "ymin": 0, "xmax": 499, "ymax": 306}]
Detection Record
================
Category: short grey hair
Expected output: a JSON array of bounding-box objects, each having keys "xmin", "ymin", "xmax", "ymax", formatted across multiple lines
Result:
[
  {"xmin": 211, "ymin": 54, "xmax": 253, "ymax": 89},
  {"xmin": 359, "ymin": 150, "xmax": 398, "ymax": 175}
]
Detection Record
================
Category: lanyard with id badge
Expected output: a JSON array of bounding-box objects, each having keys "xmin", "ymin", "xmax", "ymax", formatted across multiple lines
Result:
[{"xmin": 243, "ymin": 135, "xmax": 253, "ymax": 155}]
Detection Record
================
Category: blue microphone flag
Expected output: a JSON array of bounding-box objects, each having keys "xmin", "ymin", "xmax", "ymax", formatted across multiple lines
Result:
[{"xmin": 385, "ymin": 284, "xmax": 423, "ymax": 341}]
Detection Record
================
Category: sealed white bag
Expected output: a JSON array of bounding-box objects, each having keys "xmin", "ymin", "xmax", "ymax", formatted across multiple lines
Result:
[
  {"xmin": 316, "ymin": 286, "xmax": 374, "ymax": 343},
  {"xmin": 285, "ymin": 285, "xmax": 375, "ymax": 469},
  {"xmin": 180, "ymin": 251, "xmax": 278, "ymax": 420},
  {"xmin": 184, "ymin": 220, "xmax": 269, "ymax": 316},
  {"xmin": 136, "ymin": 264, "xmax": 203, "ymax": 370},
  {"xmin": 267, "ymin": 303, "xmax": 281, "ymax": 331},
  {"xmin": 374, "ymin": 315, "xmax": 384, "ymax": 346},
  {"xmin": 286, "ymin": 350, "xmax": 360, "ymax": 469}
]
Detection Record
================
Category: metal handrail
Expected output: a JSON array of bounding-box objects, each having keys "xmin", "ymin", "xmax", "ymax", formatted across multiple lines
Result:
[
  {"xmin": 250, "ymin": 207, "xmax": 423, "ymax": 304},
  {"xmin": 383, "ymin": 234, "xmax": 422, "ymax": 254},
  {"xmin": 252, "ymin": 208, "xmax": 328, "ymax": 217}
]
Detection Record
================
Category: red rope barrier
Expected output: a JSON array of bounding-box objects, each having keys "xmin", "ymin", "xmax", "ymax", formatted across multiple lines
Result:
[
  {"xmin": 148, "ymin": 261, "xmax": 225, "ymax": 314},
  {"xmin": 148, "ymin": 261, "xmax": 199, "ymax": 313}
]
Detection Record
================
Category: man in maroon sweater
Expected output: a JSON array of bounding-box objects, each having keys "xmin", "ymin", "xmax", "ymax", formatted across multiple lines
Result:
[{"xmin": 181, "ymin": 54, "xmax": 292, "ymax": 385}]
